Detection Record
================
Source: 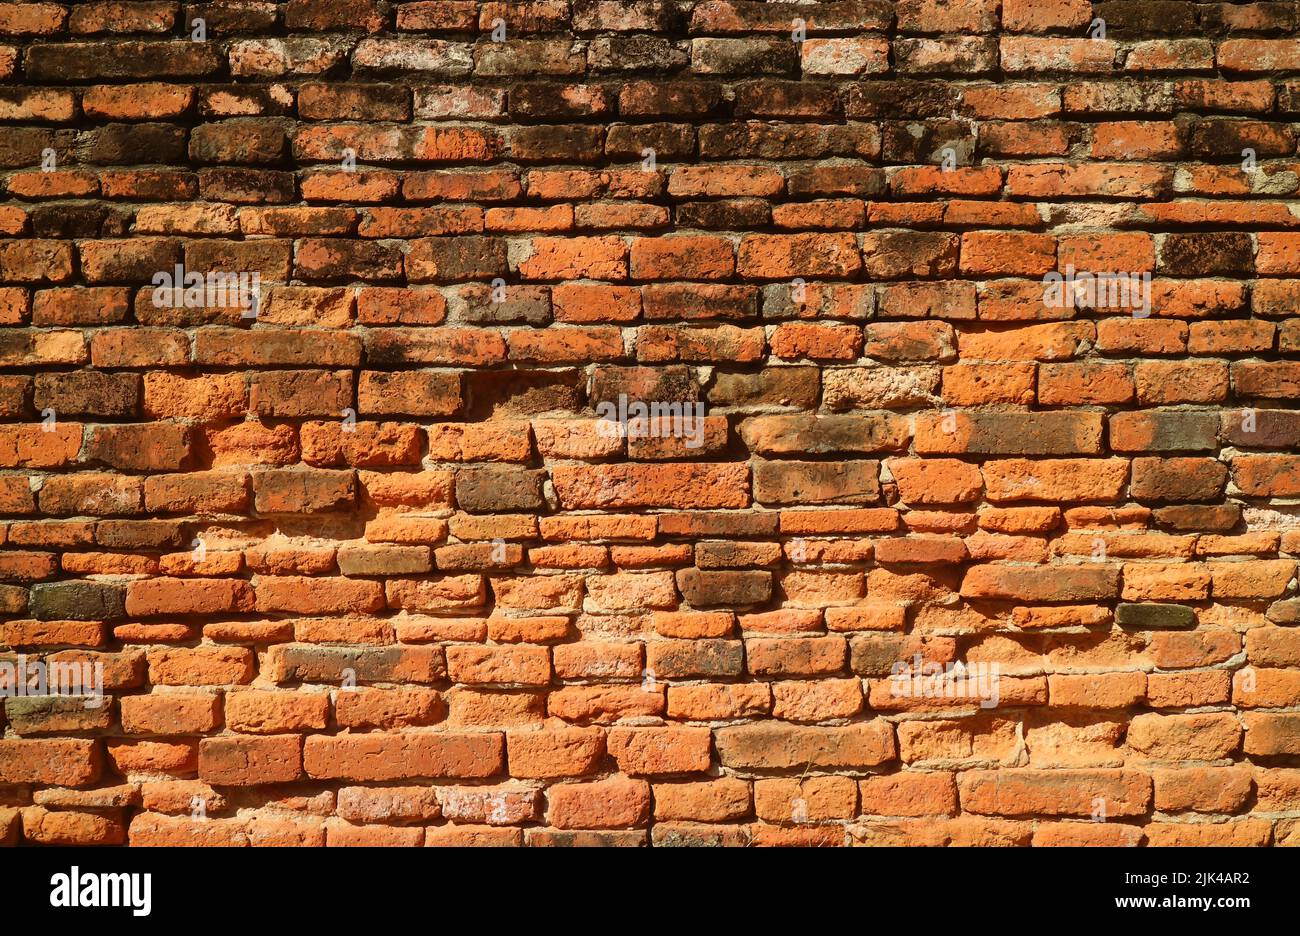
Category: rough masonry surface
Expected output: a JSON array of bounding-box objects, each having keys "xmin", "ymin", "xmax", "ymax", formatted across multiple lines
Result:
[{"xmin": 0, "ymin": 0, "xmax": 1299, "ymax": 847}]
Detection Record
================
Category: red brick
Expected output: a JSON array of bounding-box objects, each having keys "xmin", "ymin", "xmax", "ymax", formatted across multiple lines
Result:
[
  {"xmin": 304, "ymin": 733, "xmax": 504, "ymax": 780},
  {"xmin": 549, "ymin": 776, "xmax": 651, "ymax": 830}
]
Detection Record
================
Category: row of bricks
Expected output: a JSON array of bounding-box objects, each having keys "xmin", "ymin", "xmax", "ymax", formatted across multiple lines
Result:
[
  {"xmin": 8, "ymin": 534, "xmax": 1300, "ymax": 585},
  {"xmin": 8, "ymin": 358, "xmax": 1300, "ymax": 412},
  {"xmin": 1, "ymin": 457, "xmax": 1299, "ymax": 518},
  {"xmin": 6, "ymin": 0, "xmax": 1300, "ymax": 40},
  {"xmin": 0, "ymin": 609, "xmax": 1293, "ymax": 666},
  {"xmin": 0, "ymin": 638, "xmax": 1291, "ymax": 710},
  {"xmin": 11, "ymin": 77, "xmax": 1300, "ymax": 131},
  {"xmin": 15, "ymin": 194, "xmax": 1300, "ymax": 243},
  {"xmin": 21, "ymin": 182, "xmax": 1300, "ymax": 231},
  {"xmin": 13, "ymin": 109, "xmax": 1300, "ymax": 169},
  {"xmin": 13, "ymin": 231, "xmax": 1300, "ymax": 279},
  {"xmin": 2, "ymin": 546, "xmax": 1293, "ymax": 624},
  {"xmin": 13, "ymin": 122, "xmax": 1300, "ymax": 182},
  {"xmin": 0, "ymin": 682, "xmax": 1290, "ymax": 780},
  {"xmin": 0, "ymin": 138, "xmax": 1295, "ymax": 194},
  {"xmin": 6, "ymin": 809, "xmax": 1295, "ymax": 848},
  {"xmin": 5, "ymin": 528, "xmax": 1300, "ymax": 598},
  {"xmin": 0, "ymin": 500, "xmax": 1289, "ymax": 553},
  {"xmin": 0, "ymin": 636, "xmax": 1285, "ymax": 697},
  {"xmin": 14, "ymin": 603, "xmax": 1290, "ymax": 655},
  {"xmin": 3, "ymin": 712, "xmax": 1299, "ymax": 787},
  {"xmin": 12, "ymin": 146, "xmax": 1300, "ymax": 205},
  {"xmin": 2, "ymin": 663, "xmax": 1297, "ymax": 732},
  {"xmin": 16, "ymin": 128, "xmax": 1300, "ymax": 187},
  {"xmin": 7, "ymin": 527, "xmax": 1300, "ymax": 577},
  {"xmin": 9, "ymin": 194, "xmax": 1300, "ymax": 250},
  {"xmin": 7, "ymin": 756, "xmax": 1300, "ymax": 822},
  {"xmin": 6, "ymin": 555, "xmax": 1299, "ymax": 616},
  {"xmin": 20, "ymin": 84, "xmax": 1300, "ymax": 151},
  {"xmin": 14, "ymin": 164, "xmax": 1300, "ymax": 211},
  {"xmin": 14, "ymin": 381, "xmax": 1300, "ymax": 435},
  {"xmin": 9, "ymin": 282, "xmax": 1300, "ymax": 335},
  {"xmin": 8, "ymin": 304, "xmax": 1300, "ymax": 353},
  {"xmin": 4, "ymin": 426, "xmax": 1300, "ymax": 494},
  {"xmin": 0, "ymin": 518, "xmax": 1297, "ymax": 579},
  {"xmin": 16, "ymin": 34, "xmax": 1300, "ymax": 83},
  {"xmin": 10, "ymin": 321, "xmax": 1300, "ymax": 370},
  {"xmin": 0, "ymin": 593, "xmax": 1297, "ymax": 652}
]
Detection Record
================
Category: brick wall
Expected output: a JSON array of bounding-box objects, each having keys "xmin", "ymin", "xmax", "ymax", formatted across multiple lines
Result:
[{"xmin": 1, "ymin": 0, "xmax": 1298, "ymax": 847}]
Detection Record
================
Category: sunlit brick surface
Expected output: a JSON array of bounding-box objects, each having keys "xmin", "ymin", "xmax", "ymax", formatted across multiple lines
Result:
[{"xmin": 1, "ymin": 0, "xmax": 1298, "ymax": 847}]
